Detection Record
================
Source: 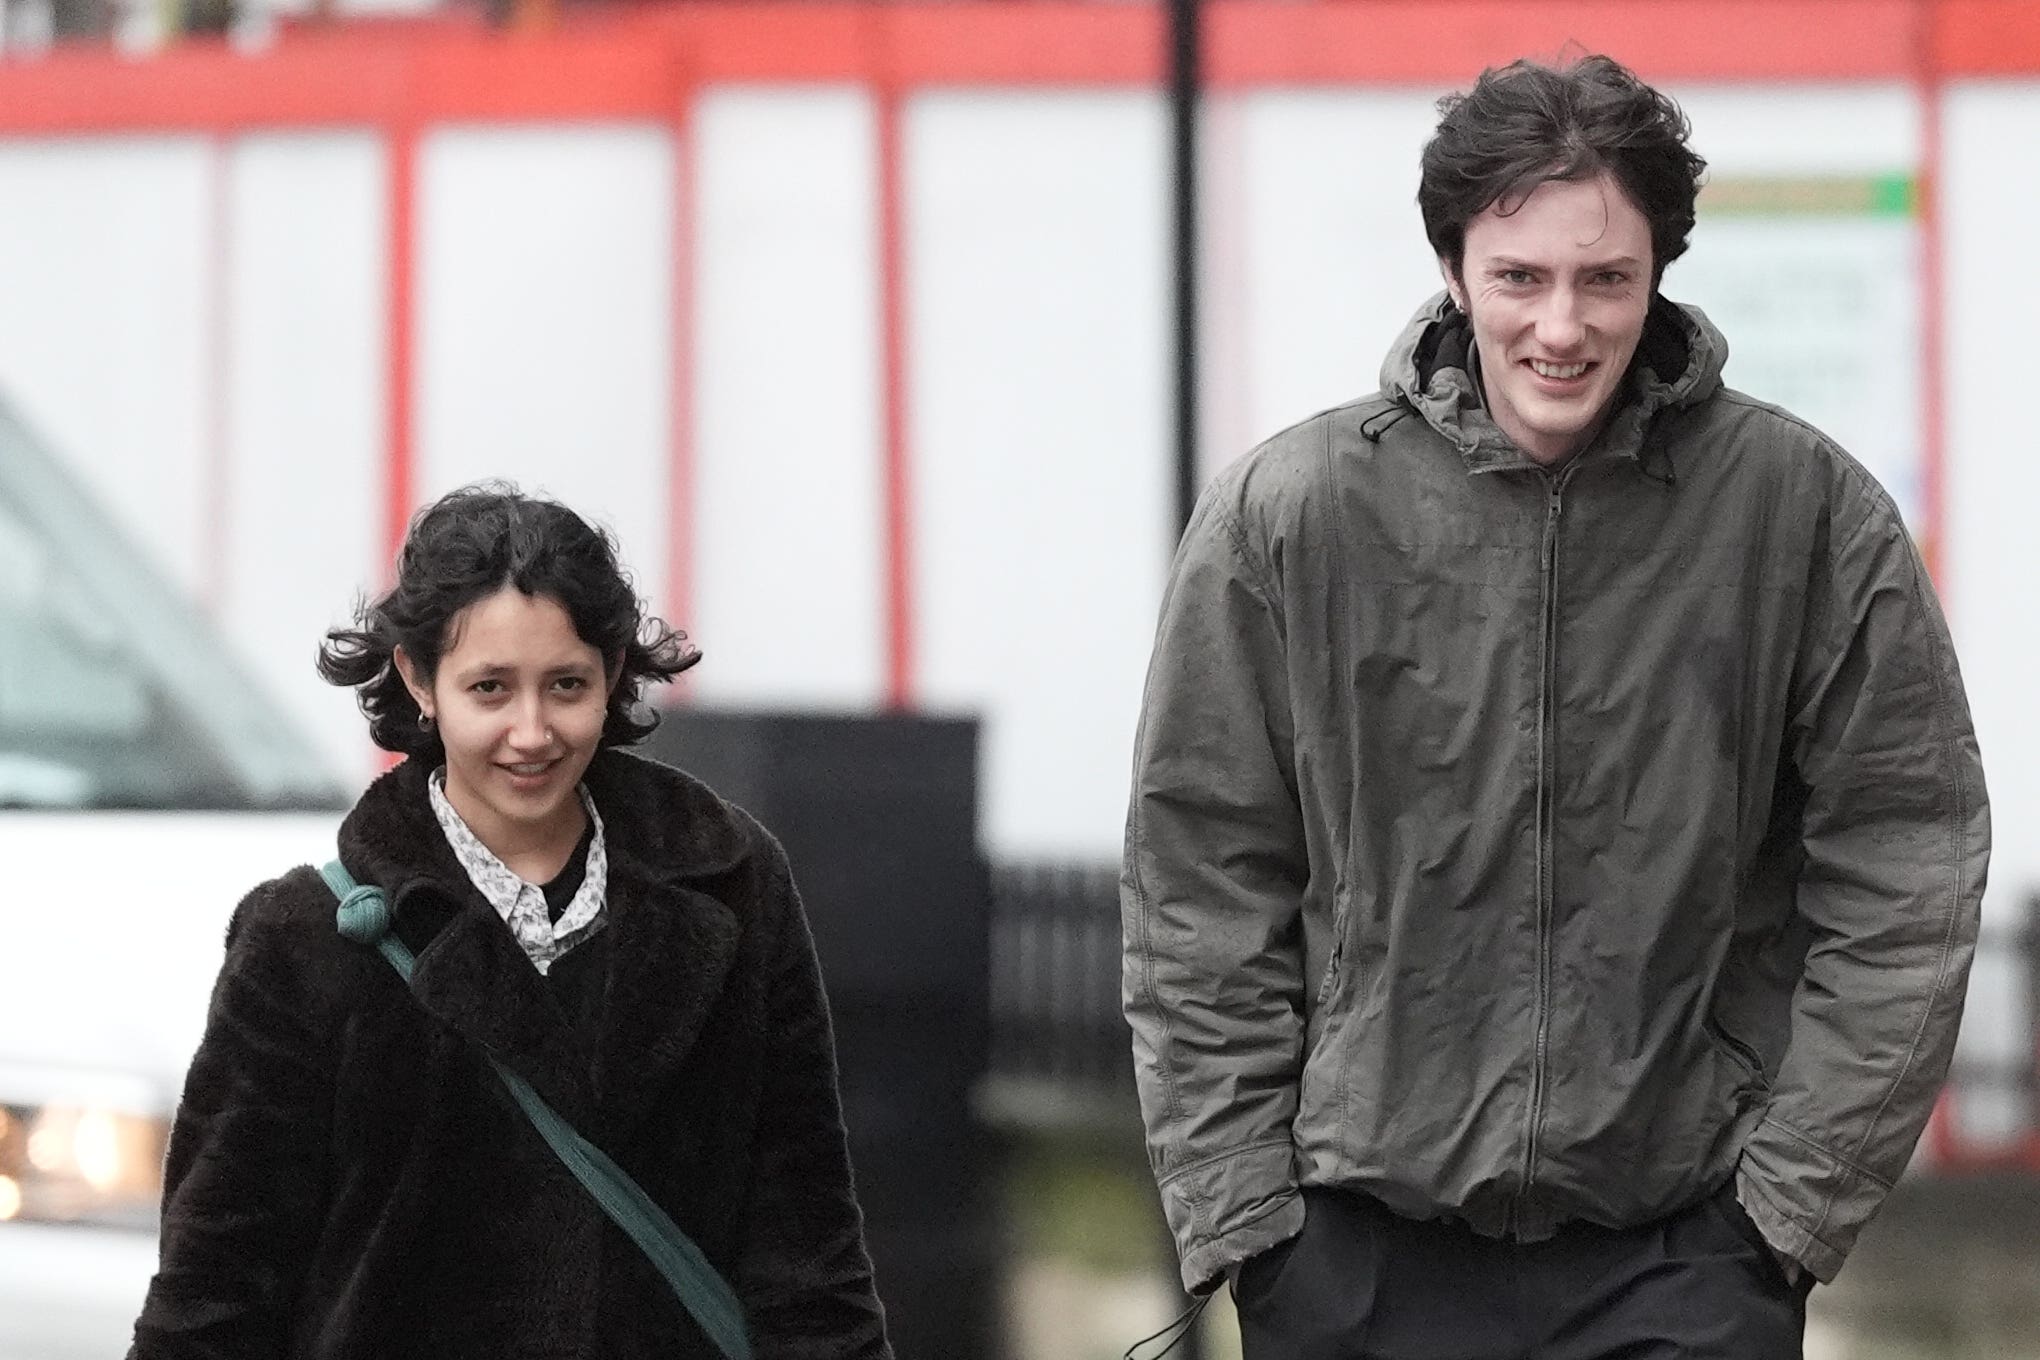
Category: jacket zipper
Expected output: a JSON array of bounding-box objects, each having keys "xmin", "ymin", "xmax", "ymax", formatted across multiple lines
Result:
[{"xmin": 1520, "ymin": 465, "xmax": 1574, "ymax": 1223}]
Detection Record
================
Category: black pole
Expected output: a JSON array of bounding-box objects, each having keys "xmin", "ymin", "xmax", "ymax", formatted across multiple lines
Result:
[
  {"xmin": 1164, "ymin": 16, "xmax": 1211, "ymax": 1358},
  {"xmin": 1169, "ymin": 0, "xmax": 1201, "ymax": 543}
]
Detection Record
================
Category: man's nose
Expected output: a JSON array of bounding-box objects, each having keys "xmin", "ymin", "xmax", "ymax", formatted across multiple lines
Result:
[{"xmin": 1536, "ymin": 289, "xmax": 1586, "ymax": 351}]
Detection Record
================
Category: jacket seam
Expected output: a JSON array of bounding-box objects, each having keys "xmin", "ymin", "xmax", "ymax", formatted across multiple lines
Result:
[
  {"xmin": 1844, "ymin": 531, "xmax": 1970, "ymax": 1170},
  {"xmin": 1125, "ymin": 496, "xmax": 1271, "ymax": 1157},
  {"xmin": 1740, "ymin": 1159, "xmax": 1838, "ymax": 1259},
  {"xmin": 1321, "ymin": 406, "xmax": 1358, "ymax": 1140},
  {"xmin": 1760, "ymin": 1114, "xmax": 1894, "ymax": 1192},
  {"xmin": 1188, "ymin": 1189, "xmax": 1300, "ymax": 1263},
  {"xmin": 1126, "ymin": 789, "xmax": 1186, "ymax": 1140},
  {"xmin": 1214, "ymin": 502, "xmax": 1278, "ymax": 608},
  {"xmin": 1157, "ymin": 1136, "xmax": 1294, "ymax": 1189},
  {"xmin": 1781, "ymin": 453, "xmax": 1970, "ymax": 1189}
]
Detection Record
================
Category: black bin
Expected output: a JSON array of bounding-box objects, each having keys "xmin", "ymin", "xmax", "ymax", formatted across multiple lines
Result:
[{"xmin": 643, "ymin": 709, "xmax": 1003, "ymax": 1360}]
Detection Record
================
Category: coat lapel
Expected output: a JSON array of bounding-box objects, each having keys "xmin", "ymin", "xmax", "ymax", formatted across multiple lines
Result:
[
  {"xmin": 591, "ymin": 868, "xmax": 743, "ymax": 1139},
  {"xmin": 337, "ymin": 749, "xmax": 761, "ymax": 1143},
  {"xmin": 338, "ymin": 759, "xmax": 600, "ymax": 1125},
  {"xmin": 399, "ymin": 876, "xmax": 601, "ymax": 1125}
]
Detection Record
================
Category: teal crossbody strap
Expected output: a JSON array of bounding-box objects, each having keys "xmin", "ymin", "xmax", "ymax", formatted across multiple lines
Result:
[{"xmin": 319, "ymin": 861, "xmax": 752, "ymax": 1360}]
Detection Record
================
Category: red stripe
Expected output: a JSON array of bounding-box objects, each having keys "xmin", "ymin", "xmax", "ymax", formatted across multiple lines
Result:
[
  {"xmin": 876, "ymin": 86, "xmax": 914, "ymax": 709},
  {"xmin": 1208, "ymin": 0, "xmax": 1918, "ymax": 87},
  {"xmin": 383, "ymin": 121, "xmax": 418, "ymax": 581},
  {"xmin": 1917, "ymin": 23, "xmax": 1949, "ymax": 590},
  {"xmin": 19, "ymin": 1, "xmax": 2040, "ymax": 139},
  {"xmin": 1931, "ymin": 0, "xmax": 2040, "ymax": 73},
  {"xmin": 666, "ymin": 95, "xmax": 699, "ymax": 698}
]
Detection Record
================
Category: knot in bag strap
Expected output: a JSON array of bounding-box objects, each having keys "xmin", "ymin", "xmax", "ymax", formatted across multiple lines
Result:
[
  {"xmin": 333, "ymin": 884, "xmax": 390, "ymax": 942},
  {"xmin": 320, "ymin": 861, "xmax": 415, "ymax": 982}
]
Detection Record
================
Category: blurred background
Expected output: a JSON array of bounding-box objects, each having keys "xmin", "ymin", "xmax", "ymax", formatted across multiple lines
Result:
[{"xmin": 1, "ymin": 0, "xmax": 2036, "ymax": 1357}]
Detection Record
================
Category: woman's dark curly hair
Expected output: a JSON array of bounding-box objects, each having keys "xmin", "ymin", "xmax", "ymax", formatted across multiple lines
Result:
[
  {"xmin": 317, "ymin": 482, "xmax": 700, "ymax": 756},
  {"xmin": 1419, "ymin": 54, "xmax": 1708, "ymax": 287}
]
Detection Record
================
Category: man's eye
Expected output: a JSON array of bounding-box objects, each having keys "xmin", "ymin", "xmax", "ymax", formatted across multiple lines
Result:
[
  {"xmin": 1501, "ymin": 270, "xmax": 1533, "ymax": 285},
  {"xmin": 556, "ymin": 676, "xmax": 588, "ymax": 693},
  {"xmin": 471, "ymin": 679, "xmax": 503, "ymax": 695}
]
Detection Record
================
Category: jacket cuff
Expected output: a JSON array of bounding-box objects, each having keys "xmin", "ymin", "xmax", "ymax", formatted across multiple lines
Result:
[
  {"xmin": 1738, "ymin": 1120, "xmax": 1881, "ymax": 1284},
  {"xmin": 1158, "ymin": 1139, "xmax": 1304, "ymax": 1294}
]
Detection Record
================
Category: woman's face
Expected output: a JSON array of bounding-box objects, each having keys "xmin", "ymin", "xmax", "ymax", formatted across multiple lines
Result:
[{"xmin": 397, "ymin": 586, "xmax": 616, "ymax": 860}]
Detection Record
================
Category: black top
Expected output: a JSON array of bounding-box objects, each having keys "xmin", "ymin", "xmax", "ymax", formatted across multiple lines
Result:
[{"xmin": 540, "ymin": 817, "xmax": 598, "ymax": 925}]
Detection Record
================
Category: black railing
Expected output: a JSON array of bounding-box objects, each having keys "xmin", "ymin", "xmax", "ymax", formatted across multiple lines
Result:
[
  {"xmin": 983, "ymin": 861, "xmax": 1132, "ymax": 1131},
  {"xmin": 1939, "ymin": 906, "xmax": 2040, "ymax": 1161}
]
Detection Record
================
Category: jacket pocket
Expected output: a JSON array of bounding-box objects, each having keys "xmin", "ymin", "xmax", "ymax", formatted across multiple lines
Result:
[
  {"xmin": 1313, "ymin": 890, "xmax": 1352, "ymax": 1010},
  {"xmin": 1706, "ymin": 1017, "xmax": 1767, "ymax": 1085}
]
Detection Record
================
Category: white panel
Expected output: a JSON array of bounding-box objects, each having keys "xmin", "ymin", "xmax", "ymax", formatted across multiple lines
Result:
[
  {"xmin": 0, "ymin": 137, "xmax": 212, "ymax": 595},
  {"xmin": 1669, "ymin": 83, "xmax": 1920, "ymax": 176},
  {"xmin": 223, "ymin": 131, "xmax": 389, "ymax": 787},
  {"xmin": 415, "ymin": 126, "xmax": 674, "ymax": 618},
  {"xmin": 909, "ymin": 91, "xmax": 1173, "ymax": 859},
  {"xmin": 690, "ymin": 87, "xmax": 884, "ymax": 709},
  {"xmin": 1943, "ymin": 83, "xmax": 2040, "ymax": 1105},
  {"xmin": 1669, "ymin": 85, "xmax": 1924, "ymax": 524},
  {"xmin": 1228, "ymin": 89, "xmax": 1447, "ymax": 475}
]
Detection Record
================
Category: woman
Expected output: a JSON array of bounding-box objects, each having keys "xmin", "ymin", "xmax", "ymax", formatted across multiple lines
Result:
[{"xmin": 130, "ymin": 484, "xmax": 891, "ymax": 1359}]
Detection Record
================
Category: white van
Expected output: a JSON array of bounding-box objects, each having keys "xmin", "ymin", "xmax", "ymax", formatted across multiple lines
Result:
[{"xmin": 0, "ymin": 399, "xmax": 348, "ymax": 1359}]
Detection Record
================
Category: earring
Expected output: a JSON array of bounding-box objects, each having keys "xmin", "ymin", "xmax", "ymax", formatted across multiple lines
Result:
[{"xmin": 418, "ymin": 712, "xmax": 436, "ymax": 732}]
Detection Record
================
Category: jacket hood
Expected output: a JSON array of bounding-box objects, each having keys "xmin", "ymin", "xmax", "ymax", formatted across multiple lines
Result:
[{"xmin": 1378, "ymin": 290, "xmax": 1729, "ymax": 472}]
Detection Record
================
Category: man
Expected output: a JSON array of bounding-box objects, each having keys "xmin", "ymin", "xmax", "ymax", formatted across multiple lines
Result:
[{"xmin": 1121, "ymin": 54, "xmax": 1987, "ymax": 1360}]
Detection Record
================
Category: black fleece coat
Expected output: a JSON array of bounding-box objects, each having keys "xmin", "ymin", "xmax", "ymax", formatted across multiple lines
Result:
[{"xmin": 130, "ymin": 749, "xmax": 891, "ymax": 1360}]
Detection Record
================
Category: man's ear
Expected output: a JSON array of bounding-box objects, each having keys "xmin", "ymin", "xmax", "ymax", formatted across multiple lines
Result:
[
  {"xmin": 1439, "ymin": 257, "xmax": 1466, "ymax": 312},
  {"xmin": 393, "ymin": 646, "xmax": 434, "ymax": 719}
]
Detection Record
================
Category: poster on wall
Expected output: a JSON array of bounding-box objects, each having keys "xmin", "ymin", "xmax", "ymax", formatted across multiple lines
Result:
[{"xmin": 1669, "ymin": 175, "xmax": 1924, "ymax": 534}]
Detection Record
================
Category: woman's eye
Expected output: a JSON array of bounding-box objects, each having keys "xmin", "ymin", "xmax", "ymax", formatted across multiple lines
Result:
[{"xmin": 470, "ymin": 679, "xmax": 503, "ymax": 695}]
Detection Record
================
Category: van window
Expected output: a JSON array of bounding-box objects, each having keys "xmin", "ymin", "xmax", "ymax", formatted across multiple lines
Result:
[{"xmin": 0, "ymin": 398, "xmax": 345, "ymax": 811}]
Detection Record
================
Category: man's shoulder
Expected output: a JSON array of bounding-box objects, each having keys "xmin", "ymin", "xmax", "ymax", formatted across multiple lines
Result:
[
  {"xmin": 1252, "ymin": 391, "xmax": 1405, "ymax": 460},
  {"xmin": 1681, "ymin": 387, "xmax": 1900, "ymax": 521},
  {"xmin": 1691, "ymin": 386, "xmax": 1837, "ymax": 449},
  {"xmin": 1204, "ymin": 392, "xmax": 1404, "ymax": 513}
]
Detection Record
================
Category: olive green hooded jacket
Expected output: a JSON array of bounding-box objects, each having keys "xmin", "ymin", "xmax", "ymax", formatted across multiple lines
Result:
[{"xmin": 1122, "ymin": 293, "xmax": 1988, "ymax": 1293}]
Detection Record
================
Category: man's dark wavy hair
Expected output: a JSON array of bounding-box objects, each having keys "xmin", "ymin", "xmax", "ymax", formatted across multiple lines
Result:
[
  {"xmin": 1419, "ymin": 54, "xmax": 1707, "ymax": 286},
  {"xmin": 317, "ymin": 482, "xmax": 700, "ymax": 757}
]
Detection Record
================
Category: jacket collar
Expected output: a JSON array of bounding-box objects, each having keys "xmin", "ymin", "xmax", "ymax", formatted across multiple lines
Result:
[
  {"xmin": 335, "ymin": 748, "xmax": 753, "ymax": 1138},
  {"xmin": 1378, "ymin": 290, "xmax": 1728, "ymax": 474}
]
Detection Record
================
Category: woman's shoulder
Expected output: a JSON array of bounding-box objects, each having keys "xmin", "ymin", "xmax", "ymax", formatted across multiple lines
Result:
[
  {"xmin": 221, "ymin": 864, "xmax": 381, "ymax": 986},
  {"xmin": 587, "ymin": 747, "xmax": 783, "ymax": 878}
]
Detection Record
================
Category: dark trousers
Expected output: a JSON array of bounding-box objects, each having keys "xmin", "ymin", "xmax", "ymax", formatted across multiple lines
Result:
[{"xmin": 1233, "ymin": 1184, "xmax": 1810, "ymax": 1360}]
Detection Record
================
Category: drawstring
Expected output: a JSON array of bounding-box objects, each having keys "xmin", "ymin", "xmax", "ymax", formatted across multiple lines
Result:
[
  {"xmin": 1635, "ymin": 414, "xmax": 1681, "ymax": 486},
  {"xmin": 1637, "ymin": 448, "xmax": 1678, "ymax": 487},
  {"xmin": 1361, "ymin": 405, "xmax": 1412, "ymax": 442},
  {"xmin": 1124, "ymin": 1290, "xmax": 1216, "ymax": 1360}
]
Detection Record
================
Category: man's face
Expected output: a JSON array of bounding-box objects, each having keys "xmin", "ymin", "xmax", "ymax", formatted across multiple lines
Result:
[{"xmin": 1444, "ymin": 171, "xmax": 1653, "ymax": 466}]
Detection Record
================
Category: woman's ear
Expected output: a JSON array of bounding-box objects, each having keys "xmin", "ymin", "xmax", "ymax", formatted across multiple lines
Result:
[
  {"xmin": 1439, "ymin": 257, "xmax": 1466, "ymax": 312},
  {"xmin": 606, "ymin": 651, "xmax": 626, "ymax": 699},
  {"xmin": 393, "ymin": 646, "xmax": 434, "ymax": 720}
]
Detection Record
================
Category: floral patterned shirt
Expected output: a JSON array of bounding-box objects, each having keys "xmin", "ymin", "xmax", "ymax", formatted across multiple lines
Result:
[{"xmin": 427, "ymin": 769, "xmax": 608, "ymax": 975}]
